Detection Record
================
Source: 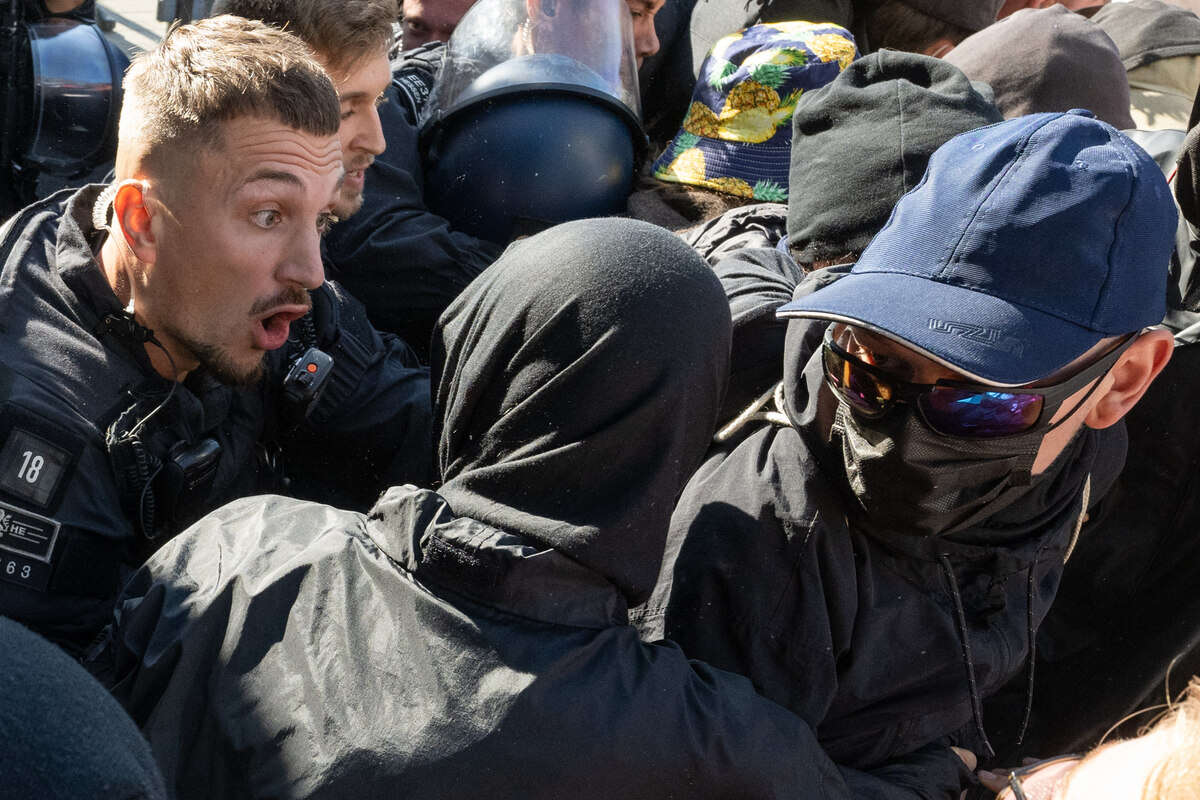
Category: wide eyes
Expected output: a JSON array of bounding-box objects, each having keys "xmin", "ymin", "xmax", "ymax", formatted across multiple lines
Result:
[
  {"xmin": 252, "ymin": 209, "xmax": 282, "ymax": 229},
  {"xmin": 251, "ymin": 210, "xmax": 336, "ymax": 235}
]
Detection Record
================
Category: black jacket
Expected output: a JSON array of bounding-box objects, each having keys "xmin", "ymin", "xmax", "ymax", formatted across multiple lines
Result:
[
  {"xmin": 98, "ymin": 218, "xmax": 969, "ymax": 799},
  {"xmin": 0, "ymin": 185, "xmax": 432, "ymax": 655},
  {"xmin": 636, "ymin": 259, "xmax": 1120, "ymax": 772}
]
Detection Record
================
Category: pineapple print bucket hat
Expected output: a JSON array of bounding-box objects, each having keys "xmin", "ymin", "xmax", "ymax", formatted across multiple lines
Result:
[{"xmin": 652, "ymin": 21, "xmax": 856, "ymax": 203}]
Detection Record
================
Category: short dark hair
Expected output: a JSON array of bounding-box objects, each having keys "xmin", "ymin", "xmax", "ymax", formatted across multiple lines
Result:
[
  {"xmin": 865, "ymin": 0, "xmax": 973, "ymax": 53},
  {"xmin": 120, "ymin": 15, "xmax": 340, "ymax": 177},
  {"xmin": 211, "ymin": 0, "xmax": 398, "ymax": 72}
]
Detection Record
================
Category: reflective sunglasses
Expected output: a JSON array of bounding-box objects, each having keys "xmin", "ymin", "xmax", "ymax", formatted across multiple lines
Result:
[
  {"xmin": 821, "ymin": 326, "xmax": 1137, "ymax": 439},
  {"xmin": 996, "ymin": 754, "xmax": 1084, "ymax": 800}
]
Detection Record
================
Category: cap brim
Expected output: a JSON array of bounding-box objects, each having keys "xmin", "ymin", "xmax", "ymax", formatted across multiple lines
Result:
[{"xmin": 776, "ymin": 270, "xmax": 1105, "ymax": 386}]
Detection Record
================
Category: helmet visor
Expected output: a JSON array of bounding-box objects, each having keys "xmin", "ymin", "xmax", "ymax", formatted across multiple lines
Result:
[{"xmin": 421, "ymin": 0, "xmax": 641, "ymax": 128}]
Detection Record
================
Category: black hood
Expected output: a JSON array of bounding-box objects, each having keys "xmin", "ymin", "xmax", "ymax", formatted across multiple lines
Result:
[
  {"xmin": 1092, "ymin": 0, "xmax": 1200, "ymax": 70},
  {"xmin": 787, "ymin": 51, "xmax": 1002, "ymax": 265},
  {"xmin": 431, "ymin": 217, "xmax": 732, "ymax": 604}
]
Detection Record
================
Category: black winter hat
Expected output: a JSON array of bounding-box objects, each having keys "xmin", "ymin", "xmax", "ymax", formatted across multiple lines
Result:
[
  {"xmin": 786, "ymin": 50, "xmax": 1003, "ymax": 266},
  {"xmin": 898, "ymin": 0, "xmax": 1004, "ymax": 32},
  {"xmin": 1091, "ymin": 0, "xmax": 1200, "ymax": 70}
]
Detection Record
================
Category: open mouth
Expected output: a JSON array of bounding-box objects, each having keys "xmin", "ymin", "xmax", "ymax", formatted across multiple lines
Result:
[{"xmin": 254, "ymin": 307, "xmax": 309, "ymax": 350}]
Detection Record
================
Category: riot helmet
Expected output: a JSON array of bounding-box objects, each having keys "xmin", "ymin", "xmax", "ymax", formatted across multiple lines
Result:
[
  {"xmin": 420, "ymin": 0, "xmax": 647, "ymax": 243},
  {"xmin": 1, "ymin": 8, "xmax": 128, "ymax": 213}
]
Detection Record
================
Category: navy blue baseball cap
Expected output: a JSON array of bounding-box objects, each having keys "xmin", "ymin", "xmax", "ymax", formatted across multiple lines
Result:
[{"xmin": 776, "ymin": 110, "xmax": 1177, "ymax": 386}]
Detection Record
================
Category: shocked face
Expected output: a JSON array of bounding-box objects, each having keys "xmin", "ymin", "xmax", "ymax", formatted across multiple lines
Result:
[{"xmin": 137, "ymin": 116, "xmax": 343, "ymax": 385}]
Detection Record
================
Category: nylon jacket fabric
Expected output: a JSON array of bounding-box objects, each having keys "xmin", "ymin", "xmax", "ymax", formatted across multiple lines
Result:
[
  {"xmin": 104, "ymin": 489, "xmax": 884, "ymax": 799},
  {"xmin": 944, "ymin": 6, "xmax": 1135, "ymax": 130},
  {"xmin": 94, "ymin": 219, "xmax": 967, "ymax": 798},
  {"xmin": 636, "ymin": 266, "xmax": 1121, "ymax": 771},
  {"xmin": 0, "ymin": 185, "xmax": 431, "ymax": 655},
  {"xmin": 323, "ymin": 84, "xmax": 502, "ymax": 360},
  {"xmin": 0, "ymin": 617, "xmax": 166, "ymax": 800}
]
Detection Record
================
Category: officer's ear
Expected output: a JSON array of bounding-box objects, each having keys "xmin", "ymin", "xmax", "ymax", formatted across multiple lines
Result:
[
  {"xmin": 111, "ymin": 181, "xmax": 157, "ymax": 264},
  {"xmin": 1084, "ymin": 329, "xmax": 1175, "ymax": 430}
]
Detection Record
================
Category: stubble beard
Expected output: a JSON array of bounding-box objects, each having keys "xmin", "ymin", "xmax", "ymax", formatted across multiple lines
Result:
[
  {"xmin": 170, "ymin": 327, "xmax": 267, "ymax": 387},
  {"xmin": 333, "ymin": 184, "xmax": 364, "ymax": 221}
]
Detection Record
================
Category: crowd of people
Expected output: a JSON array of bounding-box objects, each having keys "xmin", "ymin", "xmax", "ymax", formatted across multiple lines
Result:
[{"xmin": 0, "ymin": 0, "xmax": 1199, "ymax": 797}]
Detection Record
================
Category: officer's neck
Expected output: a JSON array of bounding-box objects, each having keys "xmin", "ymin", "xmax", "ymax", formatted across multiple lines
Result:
[{"xmin": 97, "ymin": 236, "xmax": 195, "ymax": 383}]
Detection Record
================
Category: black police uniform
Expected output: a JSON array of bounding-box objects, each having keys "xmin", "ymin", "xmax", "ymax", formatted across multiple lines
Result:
[{"xmin": 0, "ymin": 185, "xmax": 432, "ymax": 657}]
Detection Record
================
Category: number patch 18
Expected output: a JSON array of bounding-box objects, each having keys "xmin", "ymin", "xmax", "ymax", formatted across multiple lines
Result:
[{"xmin": 0, "ymin": 429, "xmax": 70, "ymax": 508}]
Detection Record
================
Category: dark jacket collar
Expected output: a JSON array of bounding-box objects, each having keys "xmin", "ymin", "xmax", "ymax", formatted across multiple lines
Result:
[{"xmin": 367, "ymin": 486, "xmax": 628, "ymax": 629}]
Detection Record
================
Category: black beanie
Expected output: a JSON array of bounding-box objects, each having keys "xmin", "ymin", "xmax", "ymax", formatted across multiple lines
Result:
[{"xmin": 787, "ymin": 51, "xmax": 1002, "ymax": 265}]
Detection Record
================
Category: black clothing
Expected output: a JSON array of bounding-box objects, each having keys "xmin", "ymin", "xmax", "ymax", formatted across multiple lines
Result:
[
  {"xmin": 982, "ymin": 338, "xmax": 1200, "ymax": 758},
  {"xmin": 323, "ymin": 82, "xmax": 502, "ymax": 360},
  {"xmin": 636, "ymin": 264, "xmax": 1121, "ymax": 771},
  {"xmin": 0, "ymin": 185, "xmax": 431, "ymax": 656},
  {"xmin": 0, "ymin": 617, "xmax": 166, "ymax": 799},
  {"xmin": 788, "ymin": 51, "xmax": 1002, "ymax": 266},
  {"xmin": 97, "ymin": 218, "xmax": 969, "ymax": 799},
  {"xmin": 1091, "ymin": 0, "xmax": 1200, "ymax": 71}
]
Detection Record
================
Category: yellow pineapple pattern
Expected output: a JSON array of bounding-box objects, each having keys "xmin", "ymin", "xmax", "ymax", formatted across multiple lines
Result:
[
  {"xmin": 706, "ymin": 176, "xmax": 755, "ymax": 198},
  {"xmin": 716, "ymin": 89, "xmax": 802, "ymax": 143},
  {"xmin": 661, "ymin": 147, "xmax": 708, "ymax": 183},
  {"xmin": 805, "ymin": 33, "xmax": 856, "ymax": 69},
  {"xmin": 683, "ymin": 101, "xmax": 721, "ymax": 138}
]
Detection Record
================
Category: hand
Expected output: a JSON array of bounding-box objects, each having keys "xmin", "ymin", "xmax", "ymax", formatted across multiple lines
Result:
[
  {"xmin": 391, "ymin": 40, "xmax": 446, "ymax": 123},
  {"xmin": 952, "ymin": 747, "xmax": 978, "ymax": 772}
]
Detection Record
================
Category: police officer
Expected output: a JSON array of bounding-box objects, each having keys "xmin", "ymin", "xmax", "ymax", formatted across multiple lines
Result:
[{"xmin": 0, "ymin": 15, "xmax": 431, "ymax": 657}]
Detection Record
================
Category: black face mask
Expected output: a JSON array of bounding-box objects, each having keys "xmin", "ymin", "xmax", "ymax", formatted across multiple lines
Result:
[{"xmin": 832, "ymin": 400, "xmax": 1049, "ymax": 537}]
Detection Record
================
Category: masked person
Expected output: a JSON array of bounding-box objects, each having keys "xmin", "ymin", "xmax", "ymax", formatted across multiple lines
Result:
[
  {"xmin": 0, "ymin": 16, "xmax": 432, "ymax": 657},
  {"xmin": 637, "ymin": 111, "xmax": 1177, "ymax": 777},
  {"xmin": 92, "ymin": 218, "xmax": 967, "ymax": 800}
]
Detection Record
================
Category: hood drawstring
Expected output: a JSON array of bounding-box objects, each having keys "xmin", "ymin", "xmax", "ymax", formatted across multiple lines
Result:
[
  {"xmin": 714, "ymin": 381, "xmax": 789, "ymax": 443},
  {"xmin": 1016, "ymin": 473, "xmax": 1093, "ymax": 745},
  {"xmin": 938, "ymin": 553, "xmax": 997, "ymax": 761},
  {"xmin": 1016, "ymin": 543, "xmax": 1046, "ymax": 747}
]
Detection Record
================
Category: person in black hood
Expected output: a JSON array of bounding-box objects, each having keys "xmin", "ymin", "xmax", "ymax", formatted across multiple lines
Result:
[
  {"xmin": 94, "ymin": 217, "xmax": 968, "ymax": 799},
  {"xmin": 636, "ymin": 111, "xmax": 1176, "ymax": 781}
]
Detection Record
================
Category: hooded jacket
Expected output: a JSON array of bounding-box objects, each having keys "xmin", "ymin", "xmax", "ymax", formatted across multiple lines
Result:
[
  {"xmin": 635, "ymin": 267, "xmax": 1125, "ymax": 770},
  {"xmin": 96, "ymin": 219, "xmax": 966, "ymax": 799}
]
